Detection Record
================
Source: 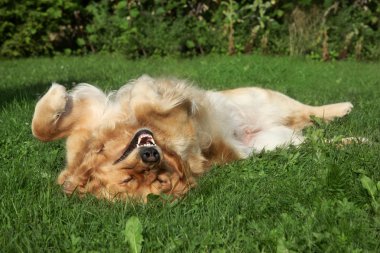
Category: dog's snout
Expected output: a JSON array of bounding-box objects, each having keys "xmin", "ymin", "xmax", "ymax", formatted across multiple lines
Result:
[{"xmin": 140, "ymin": 147, "xmax": 160, "ymax": 163}]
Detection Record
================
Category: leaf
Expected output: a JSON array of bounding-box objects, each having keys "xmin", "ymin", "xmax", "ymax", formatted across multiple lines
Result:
[
  {"xmin": 156, "ymin": 7, "xmax": 165, "ymax": 15},
  {"xmin": 124, "ymin": 216, "xmax": 143, "ymax": 253},
  {"xmin": 70, "ymin": 234, "xmax": 80, "ymax": 246},
  {"xmin": 186, "ymin": 40, "xmax": 195, "ymax": 49},
  {"xmin": 276, "ymin": 237, "xmax": 290, "ymax": 253},
  {"xmin": 76, "ymin": 38, "xmax": 85, "ymax": 47},
  {"xmin": 360, "ymin": 175, "xmax": 378, "ymax": 200},
  {"xmin": 129, "ymin": 8, "xmax": 140, "ymax": 18},
  {"xmin": 116, "ymin": 1, "xmax": 127, "ymax": 10}
]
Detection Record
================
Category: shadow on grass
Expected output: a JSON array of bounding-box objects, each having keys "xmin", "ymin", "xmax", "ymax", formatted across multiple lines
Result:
[{"xmin": 0, "ymin": 80, "xmax": 79, "ymax": 109}]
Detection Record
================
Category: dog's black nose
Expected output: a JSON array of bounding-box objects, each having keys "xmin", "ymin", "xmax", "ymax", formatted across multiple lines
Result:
[{"xmin": 139, "ymin": 147, "xmax": 160, "ymax": 163}]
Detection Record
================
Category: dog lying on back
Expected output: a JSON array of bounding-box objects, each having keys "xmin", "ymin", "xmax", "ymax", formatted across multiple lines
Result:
[{"xmin": 32, "ymin": 75, "xmax": 353, "ymax": 202}]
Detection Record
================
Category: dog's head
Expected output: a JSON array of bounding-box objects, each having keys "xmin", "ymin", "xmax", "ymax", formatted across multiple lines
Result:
[{"xmin": 57, "ymin": 101, "xmax": 202, "ymax": 202}]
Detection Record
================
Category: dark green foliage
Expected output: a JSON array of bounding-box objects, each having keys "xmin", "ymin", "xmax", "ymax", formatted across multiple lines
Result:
[
  {"xmin": 0, "ymin": 0, "xmax": 86, "ymax": 57},
  {"xmin": 84, "ymin": 0, "xmax": 225, "ymax": 57},
  {"xmin": 1, "ymin": 0, "xmax": 379, "ymax": 60}
]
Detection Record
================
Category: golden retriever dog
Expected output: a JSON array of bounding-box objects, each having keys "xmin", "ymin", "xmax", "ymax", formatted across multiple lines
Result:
[{"xmin": 32, "ymin": 75, "xmax": 353, "ymax": 202}]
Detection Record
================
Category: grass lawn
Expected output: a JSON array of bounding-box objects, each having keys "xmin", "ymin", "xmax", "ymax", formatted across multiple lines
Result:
[{"xmin": 1, "ymin": 54, "xmax": 379, "ymax": 252}]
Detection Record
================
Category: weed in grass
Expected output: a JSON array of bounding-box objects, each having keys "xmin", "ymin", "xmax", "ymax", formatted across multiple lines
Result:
[
  {"xmin": 124, "ymin": 216, "xmax": 143, "ymax": 253},
  {"xmin": 360, "ymin": 175, "xmax": 380, "ymax": 214}
]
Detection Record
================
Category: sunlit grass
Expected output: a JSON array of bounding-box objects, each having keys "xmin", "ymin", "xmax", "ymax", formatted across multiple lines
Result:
[{"xmin": 1, "ymin": 54, "xmax": 379, "ymax": 252}]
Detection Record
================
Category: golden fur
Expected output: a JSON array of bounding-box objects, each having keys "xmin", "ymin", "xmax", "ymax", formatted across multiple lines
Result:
[{"xmin": 32, "ymin": 75, "xmax": 353, "ymax": 202}]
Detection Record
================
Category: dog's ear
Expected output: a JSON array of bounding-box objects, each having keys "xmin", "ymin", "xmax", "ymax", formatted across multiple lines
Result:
[
  {"xmin": 163, "ymin": 152, "xmax": 184, "ymax": 179},
  {"xmin": 32, "ymin": 83, "xmax": 106, "ymax": 141},
  {"xmin": 58, "ymin": 166, "xmax": 96, "ymax": 196},
  {"xmin": 161, "ymin": 151, "xmax": 197, "ymax": 199}
]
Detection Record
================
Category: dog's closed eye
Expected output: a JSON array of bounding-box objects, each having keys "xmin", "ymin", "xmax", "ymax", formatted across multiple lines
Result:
[{"xmin": 121, "ymin": 176, "xmax": 133, "ymax": 184}]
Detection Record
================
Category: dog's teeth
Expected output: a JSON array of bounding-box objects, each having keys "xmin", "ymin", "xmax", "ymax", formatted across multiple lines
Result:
[
  {"xmin": 142, "ymin": 143, "xmax": 155, "ymax": 147},
  {"xmin": 137, "ymin": 133, "xmax": 156, "ymax": 147}
]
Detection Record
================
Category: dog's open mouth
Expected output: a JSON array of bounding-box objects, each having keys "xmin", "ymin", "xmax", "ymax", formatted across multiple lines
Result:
[
  {"xmin": 114, "ymin": 129, "xmax": 156, "ymax": 164},
  {"xmin": 137, "ymin": 132, "xmax": 156, "ymax": 147}
]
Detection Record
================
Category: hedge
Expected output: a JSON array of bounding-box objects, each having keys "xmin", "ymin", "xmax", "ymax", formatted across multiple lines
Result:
[{"xmin": 1, "ymin": 0, "xmax": 379, "ymax": 60}]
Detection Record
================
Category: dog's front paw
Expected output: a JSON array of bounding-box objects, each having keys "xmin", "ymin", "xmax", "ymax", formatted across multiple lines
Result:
[
  {"xmin": 45, "ymin": 83, "xmax": 69, "ymax": 115},
  {"xmin": 34, "ymin": 83, "xmax": 70, "ymax": 125},
  {"xmin": 32, "ymin": 83, "xmax": 70, "ymax": 140}
]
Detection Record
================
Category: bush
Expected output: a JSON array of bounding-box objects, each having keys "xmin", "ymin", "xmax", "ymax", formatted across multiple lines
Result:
[
  {"xmin": 0, "ymin": 0, "xmax": 86, "ymax": 57},
  {"xmin": 85, "ymin": 0, "xmax": 225, "ymax": 57},
  {"xmin": 0, "ymin": 0, "xmax": 379, "ymax": 60}
]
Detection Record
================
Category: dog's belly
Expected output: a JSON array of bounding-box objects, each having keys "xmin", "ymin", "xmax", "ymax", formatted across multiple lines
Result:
[{"xmin": 207, "ymin": 90, "xmax": 304, "ymax": 156}]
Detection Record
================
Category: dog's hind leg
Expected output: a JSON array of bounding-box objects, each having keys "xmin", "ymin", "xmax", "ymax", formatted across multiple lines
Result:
[
  {"xmin": 309, "ymin": 102, "xmax": 353, "ymax": 121},
  {"xmin": 255, "ymin": 88, "xmax": 354, "ymax": 130},
  {"xmin": 220, "ymin": 87, "xmax": 353, "ymax": 153},
  {"xmin": 284, "ymin": 101, "xmax": 353, "ymax": 130},
  {"xmin": 221, "ymin": 87, "xmax": 353, "ymax": 131}
]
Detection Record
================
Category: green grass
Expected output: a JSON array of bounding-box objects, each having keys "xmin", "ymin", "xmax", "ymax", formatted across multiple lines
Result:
[{"xmin": 1, "ymin": 54, "xmax": 380, "ymax": 252}]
